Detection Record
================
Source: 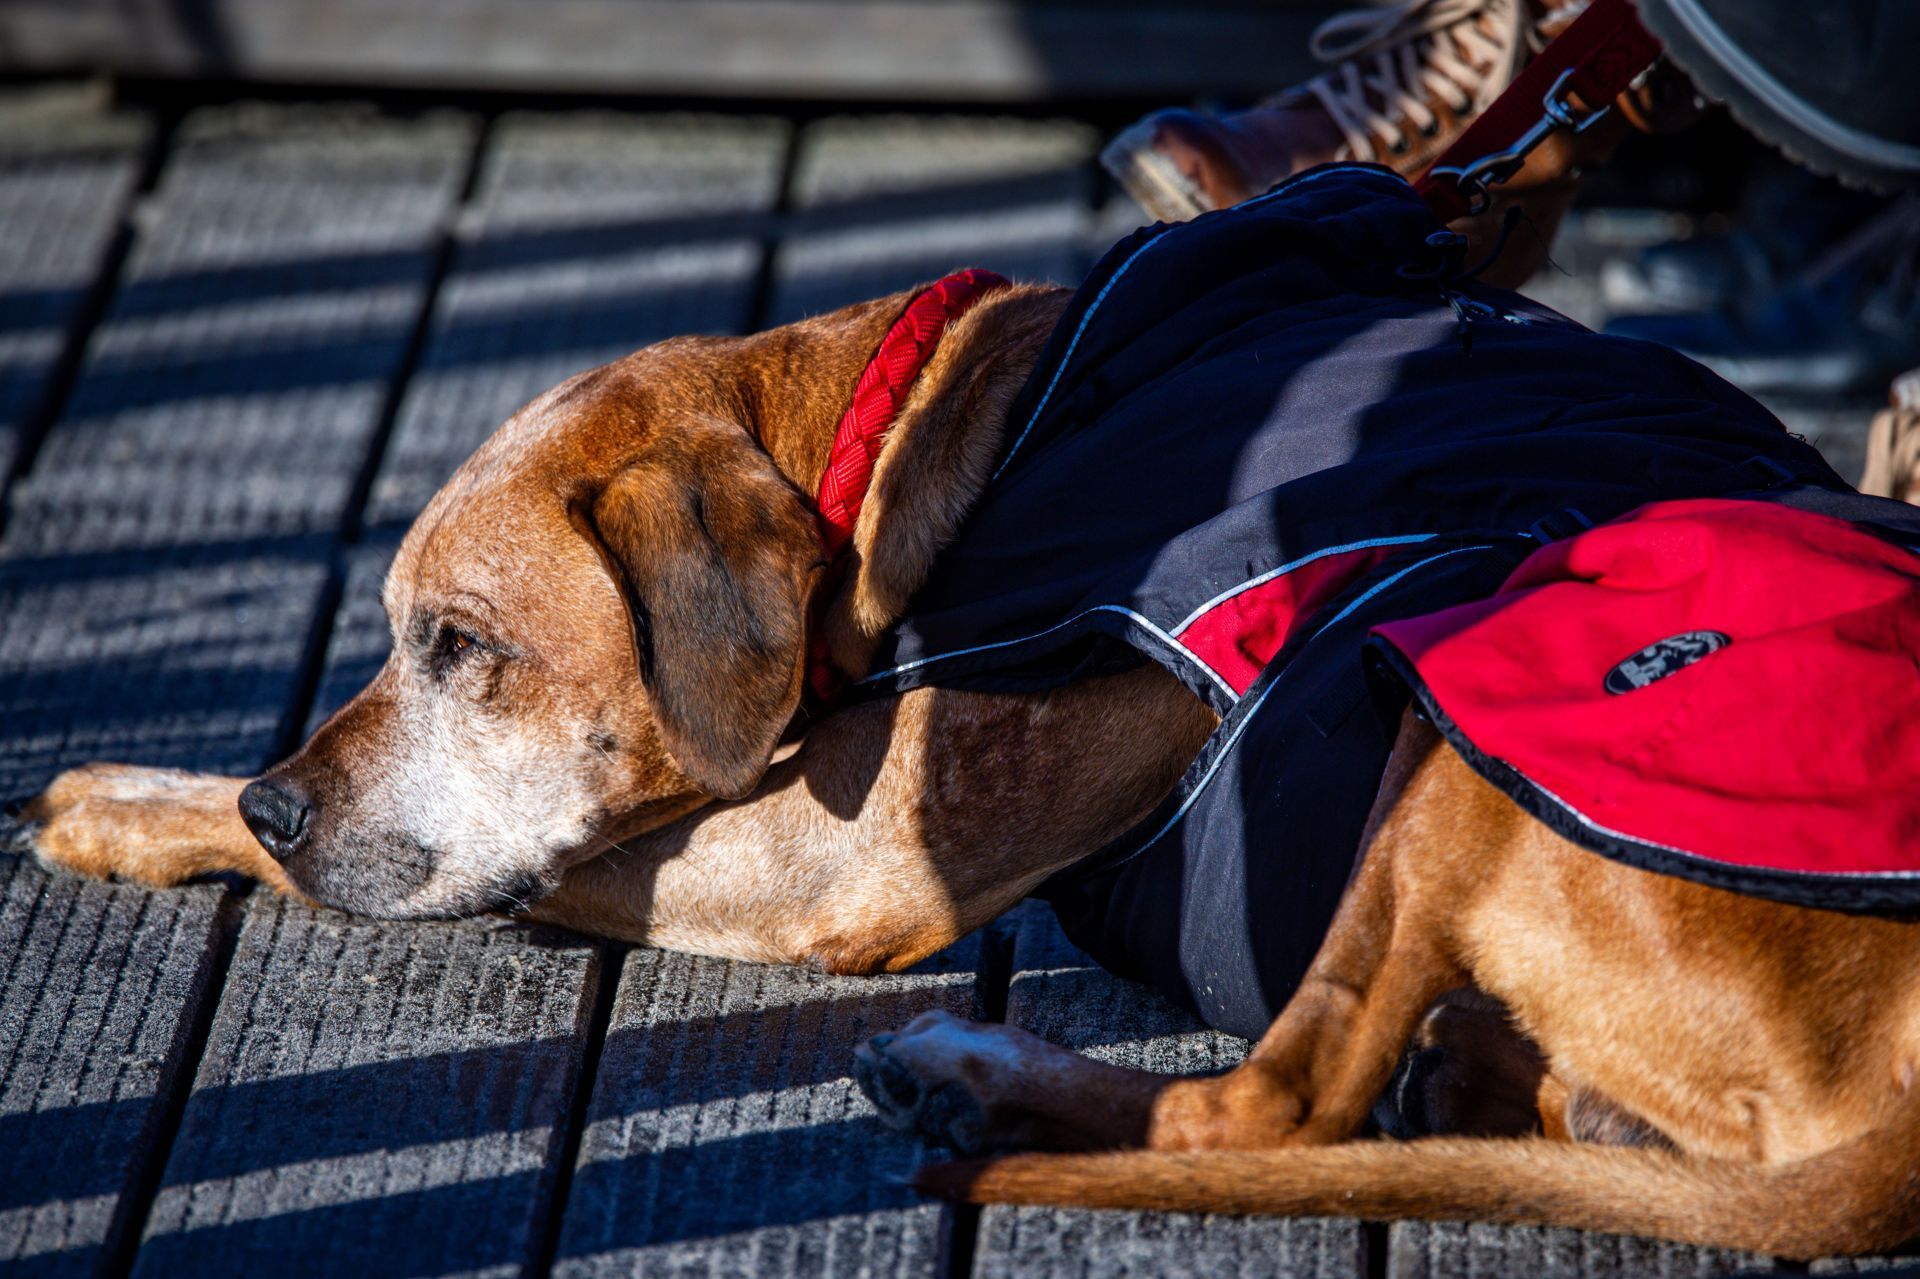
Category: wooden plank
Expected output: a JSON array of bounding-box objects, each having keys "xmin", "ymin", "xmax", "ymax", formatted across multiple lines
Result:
[
  {"xmin": 0, "ymin": 85, "xmax": 150, "ymax": 482},
  {"xmin": 771, "ymin": 115, "xmax": 1096, "ymax": 325},
  {"xmin": 1811, "ymin": 1258, "xmax": 1920, "ymax": 1273},
  {"xmin": 551, "ymin": 943, "xmax": 983, "ymax": 1277},
  {"xmin": 0, "ymin": 101, "xmax": 477, "ymax": 1277},
  {"xmin": 0, "ymin": 549, "xmax": 334, "ymax": 803},
  {"xmin": 4, "ymin": 102, "xmax": 475, "ymax": 556},
  {"xmin": 978, "ymin": 1207, "xmax": 1372, "ymax": 1279},
  {"xmin": 1386, "ymin": 1222, "xmax": 1779, "ymax": 1278},
  {"xmin": 0, "ymin": 1, "xmax": 1330, "ymax": 103},
  {"xmin": 0, "ymin": 863, "xmax": 226, "ymax": 1278},
  {"xmin": 365, "ymin": 112, "xmax": 788, "ymax": 529},
  {"xmin": 972, "ymin": 904, "xmax": 1370, "ymax": 1278},
  {"xmin": 130, "ymin": 900, "xmax": 600, "ymax": 1277},
  {"xmin": 0, "ymin": 547, "xmax": 336, "ymax": 1276}
]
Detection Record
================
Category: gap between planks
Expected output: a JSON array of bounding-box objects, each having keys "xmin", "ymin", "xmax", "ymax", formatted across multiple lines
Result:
[
  {"xmin": 0, "ymin": 105, "xmax": 177, "ymax": 546},
  {"xmin": 79, "ymin": 114, "xmax": 494, "ymax": 1279}
]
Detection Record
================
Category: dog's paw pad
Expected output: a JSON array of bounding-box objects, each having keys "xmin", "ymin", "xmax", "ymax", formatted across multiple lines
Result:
[
  {"xmin": 854, "ymin": 1039, "xmax": 925, "ymax": 1127},
  {"xmin": 914, "ymin": 1080, "xmax": 991, "ymax": 1154},
  {"xmin": 854, "ymin": 1035, "xmax": 994, "ymax": 1152}
]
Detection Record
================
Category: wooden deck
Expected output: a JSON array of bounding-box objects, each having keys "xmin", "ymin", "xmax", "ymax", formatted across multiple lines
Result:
[
  {"xmin": 0, "ymin": 82, "xmax": 1908, "ymax": 1278},
  {"xmin": 2, "ymin": 1, "xmax": 1334, "ymax": 103}
]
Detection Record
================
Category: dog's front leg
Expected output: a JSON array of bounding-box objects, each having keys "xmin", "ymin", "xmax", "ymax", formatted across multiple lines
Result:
[
  {"xmin": 18, "ymin": 764, "xmax": 305, "ymax": 898},
  {"xmin": 857, "ymin": 714, "xmax": 1476, "ymax": 1154}
]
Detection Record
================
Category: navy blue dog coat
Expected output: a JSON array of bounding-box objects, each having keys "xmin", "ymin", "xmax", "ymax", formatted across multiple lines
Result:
[{"xmin": 852, "ymin": 165, "xmax": 1902, "ymax": 1041}]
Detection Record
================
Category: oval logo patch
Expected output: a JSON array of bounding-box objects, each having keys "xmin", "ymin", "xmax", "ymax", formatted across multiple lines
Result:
[{"xmin": 1604, "ymin": 631, "xmax": 1731, "ymax": 695}]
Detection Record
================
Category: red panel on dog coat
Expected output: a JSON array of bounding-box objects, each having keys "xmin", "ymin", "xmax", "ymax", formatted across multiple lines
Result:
[{"xmin": 1374, "ymin": 498, "xmax": 1920, "ymax": 904}]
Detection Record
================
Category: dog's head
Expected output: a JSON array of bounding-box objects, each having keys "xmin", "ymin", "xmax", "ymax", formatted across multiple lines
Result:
[
  {"xmin": 232, "ymin": 282, "xmax": 1062, "ymax": 919},
  {"xmin": 239, "ymin": 347, "xmax": 828, "ymax": 918}
]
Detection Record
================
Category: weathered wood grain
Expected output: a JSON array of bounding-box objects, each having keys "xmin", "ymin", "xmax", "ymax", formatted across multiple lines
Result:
[
  {"xmin": 1387, "ymin": 1221, "xmax": 1779, "ymax": 1279},
  {"xmin": 4, "ymin": 102, "xmax": 475, "ymax": 556},
  {"xmin": 1810, "ymin": 1256, "xmax": 1920, "ymax": 1273},
  {"xmin": 771, "ymin": 115, "xmax": 1096, "ymax": 324},
  {"xmin": 0, "ymin": 860, "xmax": 226, "ymax": 1278},
  {"xmin": 0, "ymin": 85, "xmax": 150, "ymax": 482},
  {"xmin": 0, "ymin": 545, "xmax": 337, "ymax": 1276},
  {"xmin": 131, "ymin": 900, "xmax": 600, "ymax": 1278},
  {"xmin": 0, "ymin": 1, "xmax": 1329, "ymax": 102},
  {"xmin": 972, "ymin": 904, "xmax": 1371, "ymax": 1278},
  {"xmin": 551, "ymin": 943, "xmax": 983, "ymax": 1277}
]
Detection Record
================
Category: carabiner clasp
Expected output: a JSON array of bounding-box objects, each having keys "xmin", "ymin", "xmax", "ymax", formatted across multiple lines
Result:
[{"xmin": 1427, "ymin": 69, "xmax": 1612, "ymax": 215}]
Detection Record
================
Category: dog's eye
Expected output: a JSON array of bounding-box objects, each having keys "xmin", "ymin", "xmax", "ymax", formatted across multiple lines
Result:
[{"xmin": 430, "ymin": 624, "xmax": 485, "ymax": 676}]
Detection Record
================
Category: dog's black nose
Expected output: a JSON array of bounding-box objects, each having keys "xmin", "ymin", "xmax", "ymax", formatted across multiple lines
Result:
[{"xmin": 239, "ymin": 779, "xmax": 312, "ymax": 862}]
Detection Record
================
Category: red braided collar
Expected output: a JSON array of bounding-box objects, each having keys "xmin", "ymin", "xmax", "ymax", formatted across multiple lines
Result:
[{"xmin": 807, "ymin": 268, "xmax": 1010, "ymax": 701}]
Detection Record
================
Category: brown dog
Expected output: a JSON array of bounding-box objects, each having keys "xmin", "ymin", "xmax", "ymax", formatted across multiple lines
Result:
[
  {"xmin": 23, "ymin": 281, "xmax": 1214, "ymax": 977},
  {"xmin": 19, "ymin": 280, "xmax": 1920, "ymax": 1259}
]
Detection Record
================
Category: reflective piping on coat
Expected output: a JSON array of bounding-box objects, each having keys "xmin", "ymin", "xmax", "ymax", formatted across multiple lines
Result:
[
  {"xmin": 1504, "ymin": 756, "xmax": 1920, "ymax": 881},
  {"xmin": 990, "ymin": 164, "xmax": 1404, "ymax": 482},
  {"xmin": 989, "ymin": 231, "xmax": 1172, "ymax": 482},
  {"xmin": 1114, "ymin": 544, "xmax": 1496, "ymax": 864},
  {"xmin": 1169, "ymin": 533, "xmax": 1441, "ymax": 635},
  {"xmin": 859, "ymin": 602, "xmax": 1240, "ymax": 701}
]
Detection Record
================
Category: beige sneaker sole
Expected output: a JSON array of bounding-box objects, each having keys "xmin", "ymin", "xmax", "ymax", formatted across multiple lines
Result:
[{"xmin": 1100, "ymin": 118, "xmax": 1218, "ymax": 224}]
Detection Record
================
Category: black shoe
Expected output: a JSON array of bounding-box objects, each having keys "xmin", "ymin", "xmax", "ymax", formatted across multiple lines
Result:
[
  {"xmin": 1635, "ymin": 0, "xmax": 1920, "ymax": 192},
  {"xmin": 1600, "ymin": 165, "xmax": 1884, "ymax": 314},
  {"xmin": 1605, "ymin": 197, "xmax": 1920, "ymax": 399}
]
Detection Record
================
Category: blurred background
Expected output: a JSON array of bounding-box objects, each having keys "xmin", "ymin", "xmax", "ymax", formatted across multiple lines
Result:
[{"xmin": 2, "ymin": 0, "xmax": 1911, "ymax": 488}]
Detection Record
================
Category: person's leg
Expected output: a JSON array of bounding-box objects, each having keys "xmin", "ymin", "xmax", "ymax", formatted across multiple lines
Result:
[
  {"xmin": 1103, "ymin": 0, "xmax": 1544, "ymax": 223},
  {"xmin": 1634, "ymin": 0, "xmax": 1920, "ymax": 195},
  {"xmin": 1102, "ymin": 0, "xmax": 1702, "ymax": 286}
]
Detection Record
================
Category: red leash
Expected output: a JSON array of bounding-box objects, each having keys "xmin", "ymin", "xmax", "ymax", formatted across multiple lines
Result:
[
  {"xmin": 1415, "ymin": 0, "xmax": 1663, "ymax": 222},
  {"xmin": 808, "ymin": 267, "xmax": 1011, "ymax": 701}
]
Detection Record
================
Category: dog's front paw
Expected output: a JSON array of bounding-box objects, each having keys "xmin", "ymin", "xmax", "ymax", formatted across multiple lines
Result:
[
  {"xmin": 854, "ymin": 1009, "xmax": 1066, "ymax": 1154},
  {"xmin": 19, "ymin": 764, "xmax": 243, "ymax": 888}
]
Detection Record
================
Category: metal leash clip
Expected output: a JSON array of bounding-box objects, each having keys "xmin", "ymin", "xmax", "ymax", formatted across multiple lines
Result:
[{"xmin": 1426, "ymin": 68, "xmax": 1613, "ymax": 216}]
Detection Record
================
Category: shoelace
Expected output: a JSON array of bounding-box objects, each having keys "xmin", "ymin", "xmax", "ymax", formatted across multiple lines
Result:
[{"xmin": 1301, "ymin": 0, "xmax": 1520, "ymax": 162}]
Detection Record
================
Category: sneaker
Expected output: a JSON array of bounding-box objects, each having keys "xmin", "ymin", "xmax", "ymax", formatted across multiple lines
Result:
[
  {"xmin": 1102, "ymin": 0, "xmax": 1535, "ymax": 223},
  {"xmin": 1634, "ymin": 0, "xmax": 1920, "ymax": 194},
  {"xmin": 1605, "ymin": 197, "xmax": 1920, "ymax": 399},
  {"xmin": 1859, "ymin": 369, "xmax": 1920, "ymax": 503}
]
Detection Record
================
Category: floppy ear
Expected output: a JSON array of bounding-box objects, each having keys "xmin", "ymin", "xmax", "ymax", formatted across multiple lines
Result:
[{"xmin": 581, "ymin": 419, "xmax": 825, "ymax": 800}]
